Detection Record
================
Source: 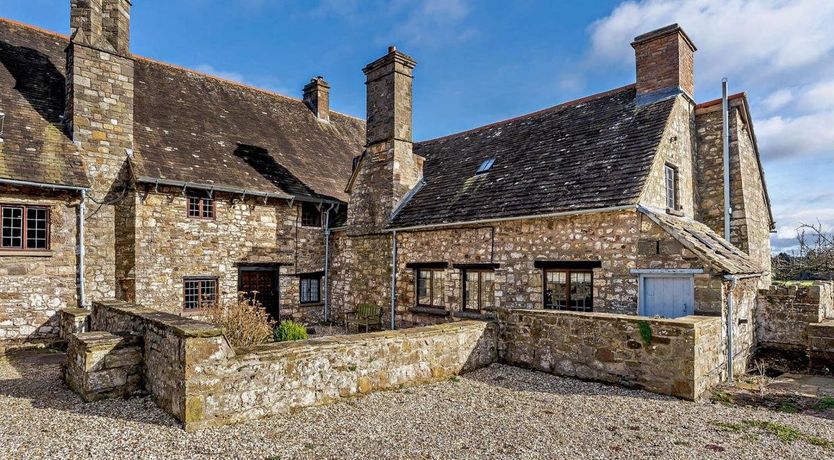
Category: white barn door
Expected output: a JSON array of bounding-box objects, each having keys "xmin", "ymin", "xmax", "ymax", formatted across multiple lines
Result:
[{"xmin": 641, "ymin": 276, "xmax": 695, "ymax": 318}]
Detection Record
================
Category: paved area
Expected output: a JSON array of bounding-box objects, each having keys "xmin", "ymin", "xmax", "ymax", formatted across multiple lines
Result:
[{"xmin": 1, "ymin": 349, "xmax": 834, "ymax": 459}]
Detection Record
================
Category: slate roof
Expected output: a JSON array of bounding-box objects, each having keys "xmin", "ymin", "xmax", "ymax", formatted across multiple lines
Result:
[
  {"xmin": 0, "ymin": 20, "xmax": 89, "ymax": 189},
  {"xmin": 639, "ymin": 205, "xmax": 763, "ymax": 275},
  {"xmin": 132, "ymin": 58, "xmax": 365, "ymax": 203},
  {"xmin": 0, "ymin": 19, "xmax": 365, "ymax": 201},
  {"xmin": 389, "ymin": 85, "xmax": 676, "ymax": 228}
]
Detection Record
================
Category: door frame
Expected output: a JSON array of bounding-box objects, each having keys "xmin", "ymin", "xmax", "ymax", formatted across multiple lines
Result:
[
  {"xmin": 237, "ymin": 263, "xmax": 281, "ymax": 319},
  {"xmin": 632, "ymin": 268, "xmax": 702, "ymax": 317}
]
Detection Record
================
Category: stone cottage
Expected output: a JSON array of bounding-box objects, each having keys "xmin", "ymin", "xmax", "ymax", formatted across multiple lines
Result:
[{"xmin": 1, "ymin": 0, "xmax": 773, "ymax": 378}]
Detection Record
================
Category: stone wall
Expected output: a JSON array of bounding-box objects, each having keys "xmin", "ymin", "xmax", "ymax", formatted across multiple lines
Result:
[
  {"xmin": 186, "ymin": 320, "xmax": 497, "ymax": 431},
  {"xmin": 129, "ymin": 187, "xmax": 326, "ymax": 322},
  {"xmin": 695, "ymin": 101, "xmax": 772, "ymax": 286},
  {"xmin": 329, "ymin": 209, "xmax": 723, "ymax": 325},
  {"xmin": 808, "ymin": 320, "xmax": 834, "ymax": 371},
  {"xmin": 89, "ymin": 300, "xmax": 232, "ymax": 421},
  {"xmin": 639, "ymin": 95, "xmax": 696, "ymax": 217},
  {"xmin": 0, "ymin": 187, "xmax": 80, "ymax": 342},
  {"xmin": 755, "ymin": 282, "xmax": 834, "ymax": 350},
  {"xmin": 64, "ymin": 330, "xmax": 143, "ymax": 401},
  {"xmin": 496, "ymin": 309, "xmax": 723, "ymax": 399}
]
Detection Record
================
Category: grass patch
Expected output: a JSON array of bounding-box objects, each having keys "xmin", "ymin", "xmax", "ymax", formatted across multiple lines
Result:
[
  {"xmin": 813, "ymin": 396, "xmax": 834, "ymax": 412},
  {"xmin": 712, "ymin": 419, "xmax": 832, "ymax": 448},
  {"xmin": 637, "ymin": 320, "xmax": 653, "ymax": 345},
  {"xmin": 449, "ymin": 376, "xmax": 461, "ymax": 382},
  {"xmin": 778, "ymin": 400, "xmax": 800, "ymax": 413},
  {"xmin": 712, "ymin": 389, "xmax": 735, "ymax": 405}
]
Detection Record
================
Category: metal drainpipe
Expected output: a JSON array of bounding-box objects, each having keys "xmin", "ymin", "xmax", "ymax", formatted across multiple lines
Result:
[
  {"xmin": 323, "ymin": 203, "xmax": 334, "ymax": 323},
  {"xmin": 722, "ymin": 78, "xmax": 732, "ymax": 241},
  {"xmin": 390, "ymin": 230, "xmax": 397, "ymax": 330},
  {"xmin": 78, "ymin": 189, "xmax": 87, "ymax": 308},
  {"xmin": 726, "ymin": 276, "xmax": 736, "ymax": 383}
]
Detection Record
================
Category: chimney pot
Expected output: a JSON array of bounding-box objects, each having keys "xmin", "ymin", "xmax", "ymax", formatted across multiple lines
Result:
[{"xmin": 388, "ymin": 45, "xmax": 397, "ymax": 53}]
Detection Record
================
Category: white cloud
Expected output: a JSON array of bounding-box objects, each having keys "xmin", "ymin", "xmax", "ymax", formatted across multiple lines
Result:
[
  {"xmin": 757, "ymin": 111, "xmax": 834, "ymax": 159},
  {"xmin": 588, "ymin": 0, "xmax": 834, "ymax": 84},
  {"xmin": 194, "ymin": 64, "xmax": 246, "ymax": 84},
  {"xmin": 761, "ymin": 88, "xmax": 793, "ymax": 113},
  {"xmin": 384, "ymin": 0, "xmax": 478, "ymax": 47}
]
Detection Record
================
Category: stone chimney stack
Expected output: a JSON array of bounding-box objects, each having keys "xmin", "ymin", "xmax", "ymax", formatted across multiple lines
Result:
[
  {"xmin": 631, "ymin": 24, "xmax": 696, "ymax": 101},
  {"xmin": 303, "ymin": 76, "xmax": 330, "ymax": 122},
  {"xmin": 70, "ymin": 0, "xmax": 131, "ymax": 54},
  {"xmin": 347, "ymin": 46, "xmax": 423, "ymax": 234},
  {"xmin": 66, "ymin": 0, "xmax": 135, "ymax": 303}
]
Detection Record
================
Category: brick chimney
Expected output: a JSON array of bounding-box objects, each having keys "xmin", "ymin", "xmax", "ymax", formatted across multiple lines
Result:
[
  {"xmin": 303, "ymin": 76, "xmax": 330, "ymax": 122},
  {"xmin": 631, "ymin": 24, "xmax": 696, "ymax": 101},
  {"xmin": 66, "ymin": 0, "xmax": 135, "ymax": 303},
  {"xmin": 347, "ymin": 46, "xmax": 424, "ymax": 234}
]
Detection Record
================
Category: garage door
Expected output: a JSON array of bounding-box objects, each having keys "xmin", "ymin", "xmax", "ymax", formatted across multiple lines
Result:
[{"xmin": 641, "ymin": 276, "xmax": 694, "ymax": 318}]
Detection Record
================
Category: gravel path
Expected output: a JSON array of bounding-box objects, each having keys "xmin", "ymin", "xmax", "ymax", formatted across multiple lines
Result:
[{"xmin": 1, "ymin": 349, "xmax": 834, "ymax": 459}]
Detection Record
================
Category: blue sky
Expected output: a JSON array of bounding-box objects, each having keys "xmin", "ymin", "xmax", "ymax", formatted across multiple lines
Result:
[{"xmin": 4, "ymin": 0, "xmax": 834, "ymax": 253}]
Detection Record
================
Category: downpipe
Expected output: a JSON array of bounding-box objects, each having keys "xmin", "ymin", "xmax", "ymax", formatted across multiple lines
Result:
[
  {"xmin": 78, "ymin": 189, "xmax": 87, "ymax": 308},
  {"xmin": 323, "ymin": 203, "xmax": 334, "ymax": 323},
  {"xmin": 390, "ymin": 230, "xmax": 397, "ymax": 330}
]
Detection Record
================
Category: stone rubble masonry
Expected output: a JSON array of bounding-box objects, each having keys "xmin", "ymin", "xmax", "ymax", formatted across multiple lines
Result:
[
  {"xmin": 329, "ymin": 209, "xmax": 726, "ymax": 325},
  {"xmin": 129, "ymin": 186, "xmax": 326, "ymax": 322},
  {"xmin": 66, "ymin": 300, "xmax": 730, "ymax": 431},
  {"xmin": 631, "ymin": 25, "xmax": 696, "ymax": 99},
  {"xmin": 66, "ymin": 8, "xmax": 136, "ymax": 306},
  {"xmin": 808, "ymin": 320, "xmax": 834, "ymax": 371},
  {"xmin": 497, "ymin": 309, "xmax": 722, "ymax": 400},
  {"xmin": 695, "ymin": 100, "xmax": 772, "ymax": 286},
  {"xmin": 64, "ymin": 330, "xmax": 143, "ymax": 401},
  {"xmin": 59, "ymin": 307, "xmax": 91, "ymax": 339},
  {"xmin": 89, "ymin": 300, "xmax": 232, "ymax": 421},
  {"xmin": 0, "ymin": 188, "xmax": 80, "ymax": 342},
  {"xmin": 755, "ymin": 282, "xmax": 834, "ymax": 350},
  {"xmin": 348, "ymin": 48, "xmax": 423, "ymax": 235}
]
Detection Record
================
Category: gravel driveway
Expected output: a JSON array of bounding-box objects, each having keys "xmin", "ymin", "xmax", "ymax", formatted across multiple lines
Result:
[{"xmin": 1, "ymin": 349, "xmax": 833, "ymax": 459}]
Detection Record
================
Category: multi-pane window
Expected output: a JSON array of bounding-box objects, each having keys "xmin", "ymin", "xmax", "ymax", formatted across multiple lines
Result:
[
  {"xmin": 463, "ymin": 270, "xmax": 494, "ymax": 311},
  {"xmin": 1, "ymin": 205, "xmax": 49, "ymax": 250},
  {"xmin": 187, "ymin": 193, "xmax": 214, "ymax": 219},
  {"xmin": 300, "ymin": 274, "xmax": 321, "ymax": 304},
  {"xmin": 664, "ymin": 164, "xmax": 678, "ymax": 210},
  {"xmin": 183, "ymin": 277, "xmax": 217, "ymax": 310},
  {"xmin": 301, "ymin": 202, "xmax": 322, "ymax": 227},
  {"xmin": 544, "ymin": 270, "xmax": 593, "ymax": 312},
  {"xmin": 416, "ymin": 269, "xmax": 445, "ymax": 307}
]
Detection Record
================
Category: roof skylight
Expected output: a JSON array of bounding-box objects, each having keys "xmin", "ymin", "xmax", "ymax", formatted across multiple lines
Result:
[{"xmin": 476, "ymin": 158, "xmax": 495, "ymax": 174}]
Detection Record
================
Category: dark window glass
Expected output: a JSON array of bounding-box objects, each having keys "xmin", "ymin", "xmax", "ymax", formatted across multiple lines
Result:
[
  {"xmin": 544, "ymin": 269, "xmax": 593, "ymax": 312},
  {"xmin": 183, "ymin": 277, "xmax": 217, "ymax": 310},
  {"xmin": 416, "ymin": 269, "xmax": 444, "ymax": 307},
  {"xmin": 187, "ymin": 194, "xmax": 214, "ymax": 219},
  {"xmin": 463, "ymin": 270, "xmax": 494, "ymax": 311},
  {"xmin": 1, "ymin": 205, "xmax": 49, "ymax": 250},
  {"xmin": 300, "ymin": 274, "xmax": 321, "ymax": 303},
  {"xmin": 301, "ymin": 203, "xmax": 322, "ymax": 227}
]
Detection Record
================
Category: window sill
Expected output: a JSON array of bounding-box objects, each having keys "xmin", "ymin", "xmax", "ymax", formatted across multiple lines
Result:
[
  {"xmin": 0, "ymin": 250, "xmax": 53, "ymax": 257},
  {"xmin": 665, "ymin": 207, "xmax": 684, "ymax": 217},
  {"xmin": 300, "ymin": 302, "xmax": 324, "ymax": 308},
  {"xmin": 409, "ymin": 306, "xmax": 449, "ymax": 317}
]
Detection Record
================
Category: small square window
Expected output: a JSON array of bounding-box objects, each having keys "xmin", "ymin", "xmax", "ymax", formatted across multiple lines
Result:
[
  {"xmin": 187, "ymin": 193, "xmax": 214, "ymax": 219},
  {"xmin": 476, "ymin": 158, "xmax": 495, "ymax": 174},
  {"xmin": 416, "ymin": 269, "xmax": 444, "ymax": 307},
  {"xmin": 300, "ymin": 274, "xmax": 321, "ymax": 304},
  {"xmin": 543, "ymin": 269, "xmax": 593, "ymax": 312},
  {"xmin": 463, "ymin": 270, "xmax": 494, "ymax": 311},
  {"xmin": 183, "ymin": 277, "xmax": 218, "ymax": 310},
  {"xmin": 301, "ymin": 202, "xmax": 322, "ymax": 227}
]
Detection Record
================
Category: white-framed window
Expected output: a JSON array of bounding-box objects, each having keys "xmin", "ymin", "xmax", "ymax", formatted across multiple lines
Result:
[{"xmin": 664, "ymin": 164, "xmax": 678, "ymax": 210}]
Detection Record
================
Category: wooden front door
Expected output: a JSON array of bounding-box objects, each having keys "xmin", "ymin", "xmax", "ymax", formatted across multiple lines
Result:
[{"xmin": 238, "ymin": 266, "xmax": 279, "ymax": 321}]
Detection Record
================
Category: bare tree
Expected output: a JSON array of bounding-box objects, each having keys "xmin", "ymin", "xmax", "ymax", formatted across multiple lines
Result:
[{"xmin": 773, "ymin": 222, "xmax": 834, "ymax": 281}]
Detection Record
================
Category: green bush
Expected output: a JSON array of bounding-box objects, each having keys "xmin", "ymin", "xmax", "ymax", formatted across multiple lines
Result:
[{"xmin": 273, "ymin": 320, "xmax": 308, "ymax": 342}]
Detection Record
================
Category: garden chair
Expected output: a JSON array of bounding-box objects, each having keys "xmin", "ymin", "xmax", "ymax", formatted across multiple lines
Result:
[{"xmin": 344, "ymin": 303, "xmax": 383, "ymax": 332}]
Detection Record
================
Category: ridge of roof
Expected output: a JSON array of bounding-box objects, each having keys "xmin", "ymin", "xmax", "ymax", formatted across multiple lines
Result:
[
  {"xmin": 417, "ymin": 84, "xmax": 637, "ymax": 145},
  {"xmin": 694, "ymin": 92, "xmax": 745, "ymax": 111},
  {"xmin": 0, "ymin": 17, "xmax": 364, "ymax": 123}
]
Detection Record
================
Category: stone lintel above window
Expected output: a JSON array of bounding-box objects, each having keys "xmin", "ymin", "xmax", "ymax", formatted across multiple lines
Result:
[{"xmin": 533, "ymin": 260, "xmax": 602, "ymax": 270}]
